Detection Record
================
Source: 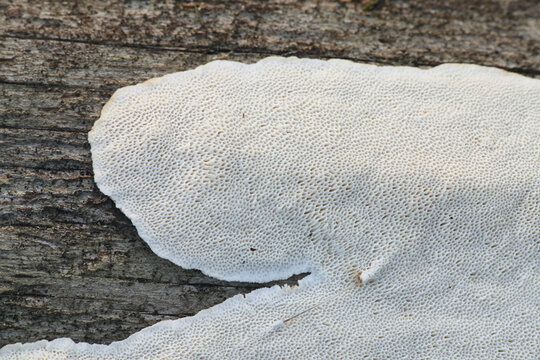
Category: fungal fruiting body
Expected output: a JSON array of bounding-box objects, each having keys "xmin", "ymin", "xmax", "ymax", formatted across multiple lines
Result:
[{"xmin": 1, "ymin": 57, "xmax": 539, "ymax": 359}]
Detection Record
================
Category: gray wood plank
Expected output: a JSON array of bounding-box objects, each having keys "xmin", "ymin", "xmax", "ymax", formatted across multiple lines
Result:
[{"xmin": 0, "ymin": 0, "xmax": 538, "ymax": 348}]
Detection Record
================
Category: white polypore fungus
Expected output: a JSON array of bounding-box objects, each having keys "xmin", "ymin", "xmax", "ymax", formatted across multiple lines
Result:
[{"xmin": 1, "ymin": 57, "xmax": 539, "ymax": 359}]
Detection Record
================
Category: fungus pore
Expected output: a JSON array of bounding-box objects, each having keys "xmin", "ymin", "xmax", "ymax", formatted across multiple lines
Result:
[{"xmin": 1, "ymin": 57, "xmax": 539, "ymax": 359}]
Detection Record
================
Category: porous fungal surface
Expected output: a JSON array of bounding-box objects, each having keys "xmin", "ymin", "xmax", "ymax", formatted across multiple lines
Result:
[{"xmin": 2, "ymin": 57, "xmax": 539, "ymax": 359}]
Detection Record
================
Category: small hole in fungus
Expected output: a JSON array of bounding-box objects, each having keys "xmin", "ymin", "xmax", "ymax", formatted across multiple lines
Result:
[{"xmin": 250, "ymin": 248, "xmax": 257, "ymax": 251}]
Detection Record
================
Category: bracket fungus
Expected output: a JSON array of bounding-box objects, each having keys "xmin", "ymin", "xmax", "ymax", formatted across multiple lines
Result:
[{"xmin": 1, "ymin": 57, "xmax": 539, "ymax": 359}]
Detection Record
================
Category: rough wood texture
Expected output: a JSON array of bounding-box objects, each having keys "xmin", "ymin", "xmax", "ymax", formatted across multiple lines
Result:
[{"xmin": 0, "ymin": 0, "xmax": 538, "ymax": 348}]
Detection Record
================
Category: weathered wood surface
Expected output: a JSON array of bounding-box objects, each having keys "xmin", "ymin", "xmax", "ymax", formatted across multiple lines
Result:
[{"xmin": 0, "ymin": 0, "xmax": 539, "ymax": 348}]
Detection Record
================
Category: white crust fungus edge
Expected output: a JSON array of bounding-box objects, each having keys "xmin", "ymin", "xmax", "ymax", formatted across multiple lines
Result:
[{"xmin": 1, "ymin": 57, "xmax": 539, "ymax": 359}]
